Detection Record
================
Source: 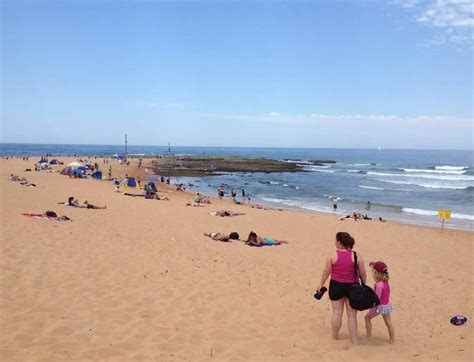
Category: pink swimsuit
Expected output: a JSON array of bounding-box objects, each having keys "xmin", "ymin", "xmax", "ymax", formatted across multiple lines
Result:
[
  {"xmin": 368, "ymin": 281, "xmax": 393, "ymax": 316},
  {"xmin": 331, "ymin": 250, "xmax": 358, "ymax": 283}
]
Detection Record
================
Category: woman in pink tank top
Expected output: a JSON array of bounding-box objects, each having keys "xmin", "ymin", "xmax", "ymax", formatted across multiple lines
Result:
[{"xmin": 315, "ymin": 232, "xmax": 367, "ymax": 345}]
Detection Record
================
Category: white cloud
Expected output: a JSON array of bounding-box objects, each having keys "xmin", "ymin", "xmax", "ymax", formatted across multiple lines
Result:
[
  {"xmin": 417, "ymin": 0, "xmax": 474, "ymax": 27},
  {"xmin": 206, "ymin": 112, "xmax": 472, "ymax": 127},
  {"xmin": 269, "ymin": 112, "xmax": 280, "ymax": 116},
  {"xmin": 391, "ymin": 0, "xmax": 420, "ymax": 9},
  {"xmin": 392, "ymin": 0, "xmax": 474, "ymax": 46}
]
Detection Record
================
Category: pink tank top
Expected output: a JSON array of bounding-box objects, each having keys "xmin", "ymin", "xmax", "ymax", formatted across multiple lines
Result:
[
  {"xmin": 374, "ymin": 281, "xmax": 390, "ymax": 304},
  {"xmin": 331, "ymin": 250, "xmax": 358, "ymax": 283}
]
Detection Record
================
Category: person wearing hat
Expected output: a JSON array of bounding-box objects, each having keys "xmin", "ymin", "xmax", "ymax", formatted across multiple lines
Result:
[{"xmin": 365, "ymin": 260, "xmax": 395, "ymax": 343}]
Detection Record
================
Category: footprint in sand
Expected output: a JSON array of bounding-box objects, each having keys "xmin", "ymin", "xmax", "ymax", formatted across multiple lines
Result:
[{"xmin": 51, "ymin": 326, "xmax": 74, "ymax": 336}]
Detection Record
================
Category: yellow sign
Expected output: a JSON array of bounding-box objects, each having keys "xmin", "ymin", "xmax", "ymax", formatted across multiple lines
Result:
[{"xmin": 438, "ymin": 209, "xmax": 451, "ymax": 219}]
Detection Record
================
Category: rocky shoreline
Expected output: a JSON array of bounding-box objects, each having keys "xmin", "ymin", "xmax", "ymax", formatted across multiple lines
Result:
[{"xmin": 148, "ymin": 155, "xmax": 336, "ymax": 177}]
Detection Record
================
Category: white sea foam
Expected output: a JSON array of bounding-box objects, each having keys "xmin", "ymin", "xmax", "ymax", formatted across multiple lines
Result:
[
  {"xmin": 376, "ymin": 179, "xmax": 469, "ymax": 190},
  {"xmin": 401, "ymin": 168, "xmax": 466, "ymax": 175},
  {"xmin": 303, "ymin": 166, "xmax": 336, "ymax": 172},
  {"xmin": 435, "ymin": 165, "xmax": 468, "ymax": 171},
  {"xmin": 307, "ymin": 165, "xmax": 331, "ymax": 169},
  {"xmin": 342, "ymin": 163, "xmax": 372, "ymax": 166},
  {"xmin": 359, "ymin": 185, "xmax": 384, "ymax": 191},
  {"xmin": 403, "ymin": 208, "xmax": 474, "ymax": 220},
  {"xmin": 280, "ymin": 159, "xmax": 312, "ymax": 164},
  {"xmin": 367, "ymin": 171, "xmax": 474, "ymax": 181},
  {"xmin": 259, "ymin": 196, "xmax": 299, "ymax": 207},
  {"xmin": 367, "ymin": 172, "xmax": 400, "ymax": 177},
  {"xmin": 269, "ymin": 181, "xmax": 279, "ymax": 185},
  {"xmin": 347, "ymin": 169, "xmax": 360, "ymax": 173},
  {"xmin": 260, "ymin": 197, "xmax": 285, "ymax": 203}
]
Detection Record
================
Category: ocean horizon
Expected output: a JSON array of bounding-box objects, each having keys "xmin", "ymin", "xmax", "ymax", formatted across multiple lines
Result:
[
  {"xmin": 1, "ymin": 143, "xmax": 473, "ymax": 231},
  {"xmin": 0, "ymin": 142, "xmax": 471, "ymax": 152}
]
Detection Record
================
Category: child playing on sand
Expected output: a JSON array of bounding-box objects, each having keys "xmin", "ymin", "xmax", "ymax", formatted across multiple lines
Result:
[{"xmin": 365, "ymin": 261, "xmax": 395, "ymax": 343}]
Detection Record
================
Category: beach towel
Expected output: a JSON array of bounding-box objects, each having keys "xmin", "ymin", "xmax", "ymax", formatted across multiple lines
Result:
[
  {"xmin": 22, "ymin": 213, "xmax": 71, "ymax": 221},
  {"xmin": 58, "ymin": 202, "xmax": 87, "ymax": 208},
  {"xmin": 210, "ymin": 211, "xmax": 245, "ymax": 217}
]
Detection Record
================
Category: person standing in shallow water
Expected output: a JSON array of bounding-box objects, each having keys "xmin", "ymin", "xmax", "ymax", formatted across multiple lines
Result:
[
  {"xmin": 333, "ymin": 198, "xmax": 338, "ymax": 211},
  {"xmin": 315, "ymin": 232, "xmax": 367, "ymax": 345}
]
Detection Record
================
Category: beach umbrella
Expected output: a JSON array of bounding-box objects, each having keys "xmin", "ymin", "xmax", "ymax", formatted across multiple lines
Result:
[{"xmin": 67, "ymin": 161, "xmax": 83, "ymax": 167}]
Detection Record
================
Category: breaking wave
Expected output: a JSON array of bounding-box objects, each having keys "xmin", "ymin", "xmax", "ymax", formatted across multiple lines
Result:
[
  {"xmin": 401, "ymin": 168, "xmax": 466, "ymax": 175},
  {"xmin": 435, "ymin": 166, "xmax": 468, "ymax": 171},
  {"xmin": 403, "ymin": 208, "xmax": 474, "ymax": 220},
  {"xmin": 359, "ymin": 185, "xmax": 384, "ymax": 191},
  {"xmin": 376, "ymin": 179, "xmax": 470, "ymax": 190},
  {"xmin": 367, "ymin": 171, "xmax": 474, "ymax": 181}
]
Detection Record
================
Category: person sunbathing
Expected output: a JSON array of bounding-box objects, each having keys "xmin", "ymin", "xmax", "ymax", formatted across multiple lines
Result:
[
  {"xmin": 20, "ymin": 181, "xmax": 37, "ymax": 187},
  {"xmin": 10, "ymin": 174, "xmax": 27, "ymax": 182},
  {"xmin": 246, "ymin": 231, "xmax": 288, "ymax": 247},
  {"xmin": 22, "ymin": 211, "xmax": 71, "ymax": 221},
  {"xmin": 147, "ymin": 194, "xmax": 169, "ymax": 200},
  {"xmin": 68, "ymin": 197, "xmax": 81, "ymax": 207},
  {"xmin": 204, "ymin": 232, "xmax": 240, "ymax": 242},
  {"xmin": 68, "ymin": 197, "xmax": 106, "ymax": 209},
  {"xmin": 186, "ymin": 201, "xmax": 205, "ymax": 207},
  {"xmin": 210, "ymin": 210, "xmax": 245, "ymax": 217},
  {"xmin": 84, "ymin": 200, "xmax": 107, "ymax": 209}
]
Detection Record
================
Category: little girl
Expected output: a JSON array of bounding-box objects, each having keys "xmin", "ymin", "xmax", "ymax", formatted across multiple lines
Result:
[{"xmin": 365, "ymin": 261, "xmax": 395, "ymax": 343}]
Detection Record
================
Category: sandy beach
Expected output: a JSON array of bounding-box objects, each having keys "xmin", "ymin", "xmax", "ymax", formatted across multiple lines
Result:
[{"xmin": 0, "ymin": 157, "xmax": 472, "ymax": 361}]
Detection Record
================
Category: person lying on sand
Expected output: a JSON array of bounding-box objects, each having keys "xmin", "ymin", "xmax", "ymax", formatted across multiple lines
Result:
[
  {"xmin": 187, "ymin": 201, "xmax": 206, "ymax": 207},
  {"xmin": 210, "ymin": 210, "xmax": 245, "ymax": 217},
  {"xmin": 340, "ymin": 212, "xmax": 372, "ymax": 221},
  {"xmin": 146, "ymin": 194, "xmax": 169, "ymax": 200},
  {"xmin": 200, "ymin": 196, "xmax": 211, "ymax": 204},
  {"xmin": 246, "ymin": 231, "xmax": 288, "ymax": 247},
  {"xmin": 19, "ymin": 181, "xmax": 37, "ymax": 187},
  {"xmin": 68, "ymin": 197, "xmax": 106, "ymax": 209},
  {"xmin": 84, "ymin": 200, "xmax": 107, "ymax": 209},
  {"xmin": 251, "ymin": 204, "xmax": 269, "ymax": 210},
  {"xmin": 204, "ymin": 232, "xmax": 240, "ymax": 242},
  {"xmin": 68, "ymin": 197, "xmax": 82, "ymax": 207},
  {"xmin": 22, "ymin": 211, "xmax": 71, "ymax": 221},
  {"xmin": 10, "ymin": 174, "xmax": 27, "ymax": 182}
]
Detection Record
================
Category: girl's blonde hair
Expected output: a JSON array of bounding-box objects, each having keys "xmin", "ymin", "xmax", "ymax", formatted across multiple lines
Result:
[{"xmin": 372, "ymin": 269, "xmax": 389, "ymax": 282}]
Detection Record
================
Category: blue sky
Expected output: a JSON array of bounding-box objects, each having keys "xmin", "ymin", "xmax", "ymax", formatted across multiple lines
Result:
[{"xmin": 1, "ymin": 0, "xmax": 472, "ymax": 149}]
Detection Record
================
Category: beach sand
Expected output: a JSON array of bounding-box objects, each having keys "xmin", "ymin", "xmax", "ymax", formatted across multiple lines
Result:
[{"xmin": 1, "ymin": 157, "xmax": 472, "ymax": 361}]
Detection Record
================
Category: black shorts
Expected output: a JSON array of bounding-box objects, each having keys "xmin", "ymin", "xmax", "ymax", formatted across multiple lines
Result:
[{"xmin": 329, "ymin": 279, "xmax": 356, "ymax": 301}]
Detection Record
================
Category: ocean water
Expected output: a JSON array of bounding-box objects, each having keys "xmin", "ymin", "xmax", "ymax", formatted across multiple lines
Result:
[{"xmin": 1, "ymin": 143, "xmax": 473, "ymax": 231}]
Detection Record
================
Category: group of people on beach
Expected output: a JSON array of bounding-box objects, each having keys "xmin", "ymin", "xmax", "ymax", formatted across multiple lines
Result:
[
  {"xmin": 10, "ymin": 155, "xmax": 397, "ymax": 347},
  {"xmin": 10, "ymin": 174, "xmax": 37, "ymax": 187},
  {"xmin": 217, "ymin": 186, "xmax": 250, "ymax": 204}
]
